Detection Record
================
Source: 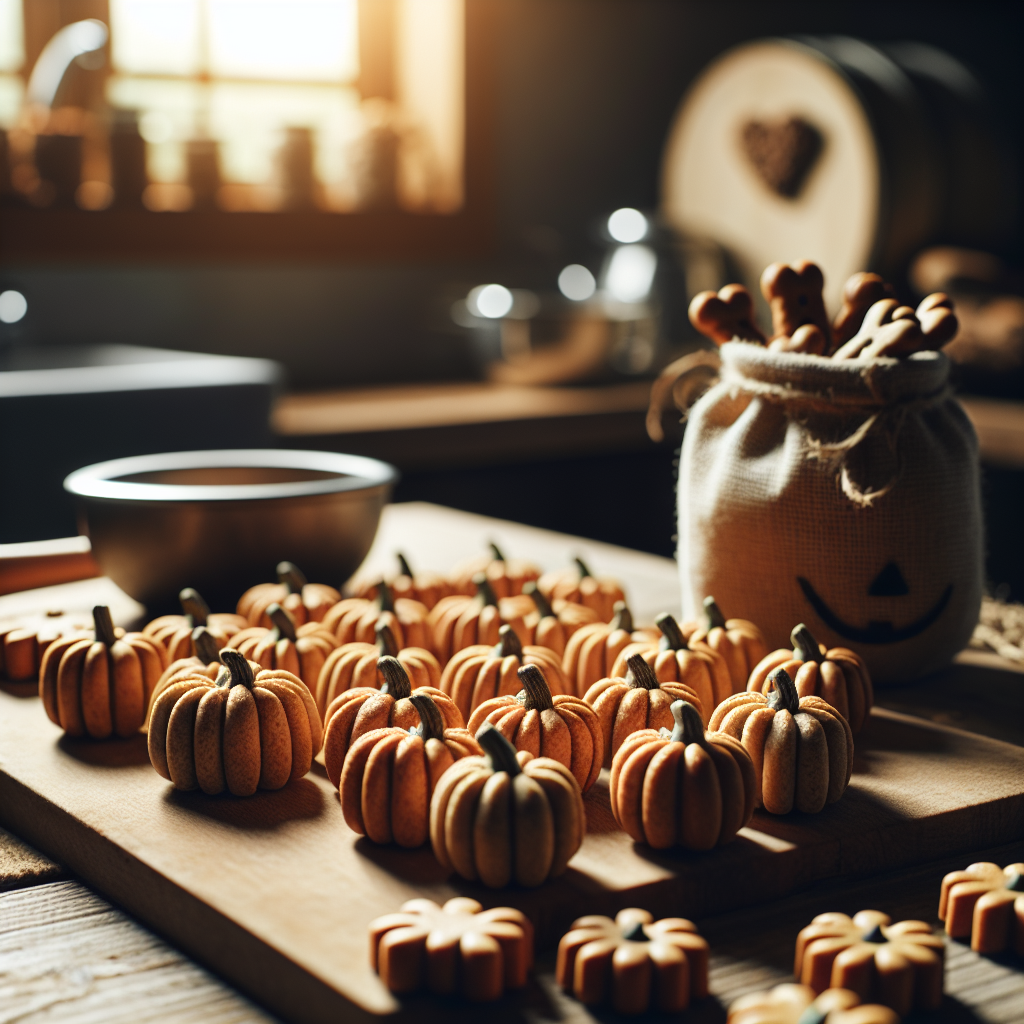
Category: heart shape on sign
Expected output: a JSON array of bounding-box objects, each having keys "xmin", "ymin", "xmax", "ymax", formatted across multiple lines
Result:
[{"xmin": 741, "ymin": 116, "xmax": 823, "ymax": 198}]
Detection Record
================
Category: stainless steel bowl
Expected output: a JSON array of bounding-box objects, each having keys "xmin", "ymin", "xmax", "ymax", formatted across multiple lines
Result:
[{"xmin": 64, "ymin": 449, "xmax": 397, "ymax": 611}]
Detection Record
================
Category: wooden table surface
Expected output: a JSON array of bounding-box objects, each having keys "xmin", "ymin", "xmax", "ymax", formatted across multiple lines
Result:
[{"xmin": 1, "ymin": 503, "xmax": 1022, "ymax": 1023}]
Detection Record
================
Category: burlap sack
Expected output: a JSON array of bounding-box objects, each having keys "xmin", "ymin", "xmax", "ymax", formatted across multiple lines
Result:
[{"xmin": 677, "ymin": 342, "xmax": 982, "ymax": 682}]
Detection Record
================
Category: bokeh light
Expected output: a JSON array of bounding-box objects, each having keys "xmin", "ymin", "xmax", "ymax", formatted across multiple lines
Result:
[
  {"xmin": 607, "ymin": 207, "xmax": 648, "ymax": 243},
  {"xmin": 558, "ymin": 264, "xmax": 596, "ymax": 301}
]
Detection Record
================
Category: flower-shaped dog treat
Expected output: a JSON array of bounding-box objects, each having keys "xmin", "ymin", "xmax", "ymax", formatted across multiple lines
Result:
[
  {"xmin": 556, "ymin": 908, "xmax": 709, "ymax": 1014},
  {"xmin": 795, "ymin": 910, "xmax": 943, "ymax": 1016},
  {"xmin": 369, "ymin": 897, "xmax": 532, "ymax": 1001},
  {"xmin": 728, "ymin": 983, "xmax": 899, "ymax": 1024},
  {"xmin": 939, "ymin": 861, "xmax": 1024, "ymax": 955}
]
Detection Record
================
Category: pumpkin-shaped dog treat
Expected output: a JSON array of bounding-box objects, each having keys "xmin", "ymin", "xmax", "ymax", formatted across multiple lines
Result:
[
  {"xmin": 561, "ymin": 603, "xmax": 659, "ymax": 698},
  {"xmin": 428, "ymin": 574, "xmax": 531, "ymax": 665},
  {"xmin": 146, "ymin": 627, "xmax": 224, "ymax": 727},
  {"xmin": 683, "ymin": 597, "xmax": 769, "ymax": 691},
  {"xmin": 795, "ymin": 911, "xmax": 944, "ymax": 1016},
  {"xmin": 314, "ymin": 621, "xmax": 441, "ymax": 718},
  {"xmin": 228, "ymin": 603, "xmax": 337, "ymax": 692},
  {"xmin": 143, "ymin": 588, "xmax": 247, "ymax": 662},
  {"xmin": 728, "ymin": 984, "xmax": 899, "ymax": 1024},
  {"xmin": 323, "ymin": 581, "xmax": 431, "ymax": 650},
  {"xmin": 40, "ymin": 606, "xmax": 165, "ymax": 739},
  {"xmin": 610, "ymin": 701, "xmax": 756, "ymax": 850},
  {"xmin": 556, "ymin": 907, "xmax": 709, "ymax": 1015},
  {"xmin": 370, "ymin": 896, "xmax": 532, "ymax": 1000},
  {"xmin": 1, "ymin": 610, "xmax": 94, "ymax": 682},
  {"xmin": 748, "ymin": 624, "xmax": 873, "ymax": 735},
  {"xmin": 500, "ymin": 583, "xmax": 601, "ymax": 657},
  {"xmin": 148, "ymin": 649, "xmax": 322, "ymax": 796},
  {"xmin": 584, "ymin": 653, "xmax": 704, "ymax": 767},
  {"xmin": 467, "ymin": 663, "xmax": 603, "ymax": 793},
  {"xmin": 612, "ymin": 613, "xmax": 732, "ymax": 724},
  {"xmin": 340, "ymin": 693, "xmax": 481, "ymax": 846},
  {"xmin": 353, "ymin": 553, "xmax": 454, "ymax": 610},
  {"xmin": 430, "ymin": 724, "xmax": 585, "ymax": 887},
  {"xmin": 711, "ymin": 668, "xmax": 853, "ymax": 814},
  {"xmin": 322, "ymin": 655, "xmax": 462, "ymax": 787},
  {"xmin": 237, "ymin": 561, "xmax": 340, "ymax": 628},
  {"xmin": 449, "ymin": 542, "xmax": 541, "ymax": 599},
  {"xmin": 440, "ymin": 625, "xmax": 568, "ymax": 723},
  {"xmin": 538, "ymin": 557, "xmax": 626, "ymax": 623},
  {"xmin": 939, "ymin": 861, "xmax": 1024, "ymax": 955}
]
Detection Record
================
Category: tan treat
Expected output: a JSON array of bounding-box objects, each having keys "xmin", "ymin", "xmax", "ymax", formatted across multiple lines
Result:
[
  {"xmin": 537, "ymin": 557, "xmax": 627, "ymax": 622},
  {"xmin": 370, "ymin": 896, "xmax": 532, "ymax": 1000},
  {"xmin": 610, "ymin": 612, "xmax": 733, "ymax": 725},
  {"xmin": 833, "ymin": 293, "xmax": 957, "ymax": 360},
  {"xmin": 321, "ymin": 655, "xmax": 462, "ymax": 787},
  {"xmin": 939, "ymin": 861, "xmax": 1024, "ymax": 955},
  {"xmin": 562, "ymin": 602, "xmax": 659, "ymax": 697},
  {"xmin": 682, "ymin": 596, "xmax": 769, "ymax": 693},
  {"xmin": 428, "ymin": 574, "xmax": 530, "ymax": 664},
  {"xmin": 497, "ymin": 583, "xmax": 601, "ymax": 657},
  {"xmin": 761, "ymin": 261, "xmax": 832, "ymax": 346},
  {"xmin": 440, "ymin": 624, "xmax": 567, "ymax": 722},
  {"xmin": 768, "ymin": 324, "xmax": 829, "ymax": 355},
  {"xmin": 710, "ymin": 667, "xmax": 853, "ymax": 814},
  {"xmin": 40, "ymin": 606, "xmax": 165, "ymax": 739},
  {"xmin": 448, "ymin": 541, "xmax": 541, "ymax": 599},
  {"xmin": 467, "ymin": 663, "xmax": 603, "ymax": 792},
  {"xmin": 236, "ymin": 561, "xmax": 339, "ymax": 627},
  {"xmin": 832, "ymin": 272, "xmax": 897, "ymax": 348},
  {"xmin": 322, "ymin": 580, "xmax": 430, "ymax": 650},
  {"xmin": 227, "ymin": 603, "xmax": 337, "ymax": 692},
  {"xmin": 584, "ymin": 653, "xmax": 704, "ymax": 767},
  {"xmin": 748, "ymin": 624, "xmax": 873, "ymax": 735},
  {"xmin": 142, "ymin": 588, "xmax": 246, "ymax": 662},
  {"xmin": 610, "ymin": 700, "xmax": 756, "ymax": 850},
  {"xmin": 1, "ymin": 609, "xmax": 93, "ymax": 682},
  {"xmin": 794, "ymin": 910, "xmax": 943, "ymax": 1017},
  {"xmin": 145, "ymin": 626, "xmax": 224, "ymax": 729},
  {"xmin": 339, "ymin": 692, "xmax": 480, "ymax": 847},
  {"xmin": 148, "ymin": 649, "xmax": 322, "ymax": 796},
  {"xmin": 556, "ymin": 907, "xmax": 709, "ymax": 1014},
  {"xmin": 351, "ymin": 552, "xmax": 454, "ymax": 610},
  {"xmin": 689, "ymin": 283, "xmax": 767, "ymax": 345},
  {"xmin": 728, "ymin": 983, "xmax": 899, "ymax": 1024},
  {"xmin": 430, "ymin": 724, "xmax": 585, "ymax": 887},
  {"xmin": 314, "ymin": 620, "xmax": 440, "ymax": 718}
]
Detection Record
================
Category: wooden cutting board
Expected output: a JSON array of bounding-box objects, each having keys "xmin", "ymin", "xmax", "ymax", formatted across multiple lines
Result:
[{"xmin": 1, "ymin": 686, "xmax": 1021, "ymax": 1024}]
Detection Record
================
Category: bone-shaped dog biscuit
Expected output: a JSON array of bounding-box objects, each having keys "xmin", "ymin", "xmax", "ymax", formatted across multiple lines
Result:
[
  {"xmin": 768, "ymin": 324, "xmax": 828, "ymax": 355},
  {"xmin": 760, "ymin": 261, "xmax": 832, "ymax": 345},
  {"xmin": 833, "ymin": 294, "xmax": 958, "ymax": 360},
  {"xmin": 832, "ymin": 272, "xmax": 897, "ymax": 347},
  {"xmin": 688, "ymin": 283, "xmax": 766, "ymax": 345}
]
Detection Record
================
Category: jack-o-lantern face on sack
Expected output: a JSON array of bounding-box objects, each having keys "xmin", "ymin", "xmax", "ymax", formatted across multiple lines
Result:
[{"xmin": 676, "ymin": 341, "xmax": 982, "ymax": 682}]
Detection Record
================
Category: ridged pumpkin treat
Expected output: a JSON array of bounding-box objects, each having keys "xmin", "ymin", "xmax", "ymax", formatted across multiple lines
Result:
[
  {"xmin": 146, "ymin": 627, "xmax": 223, "ymax": 727},
  {"xmin": 710, "ymin": 667, "xmax": 853, "ymax": 814},
  {"xmin": 340, "ymin": 693, "xmax": 481, "ymax": 847},
  {"xmin": 939, "ymin": 861, "xmax": 1024, "ymax": 955},
  {"xmin": 40, "ymin": 605, "xmax": 165, "ymax": 739},
  {"xmin": 562, "ymin": 602, "xmax": 659, "ymax": 698},
  {"xmin": 497, "ymin": 582, "xmax": 601, "ymax": 658},
  {"xmin": 322, "ymin": 580, "xmax": 430, "ymax": 650},
  {"xmin": 748, "ymin": 624, "xmax": 874, "ymax": 735},
  {"xmin": 148, "ymin": 649, "xmax": 323, "ymax": 796},
  {"xmin": 352, "ymin": 552, "xmax": 454, "ymax": 610},
  {"xmin": 321, "ymin": 655, "xmax": 462, "ymax": 787},
  {"xmin": 314, "ymin": 620, "xmax": 440, "ymax": 719},
  {"xmin": 1, "ymin": 610, "xmax": 92, "ymax": 683},
  {"xmin": 428, "ymin": 574, "xmax": 530, "ymax": 664},
  {"xmin": 728, "ymin": 984, "xmax": 899, "ymax": 1024},
  {"xmin": 430, "ymin": 724, "xmax": 585, "ymax": 888},
  {"xmin": 610, "ymin": 700, "xmax": 756, "ymax": 850},
  {"xmin": 227, "ymin": 603, "xmax": 337, "ymax": 692},
  {"xmin": 584, "ymin": 653, "xmax": 703, "ymax": 768},
  {"xmin": 370, "ymin": 897, "xmax": 532, "ymax": 1000},
  {"xmin": 448, "ymin": 541, "xmax": 541, "ymax": 598},
  {"xmin": 556, "ymin": 907, "xmax": 709, "ymax": 1015},
  {"xmin": 143, "ymin": 588, "xmax": 247, "ymax": 662},
  {"xmin": 537, "ymin": 557, "xmax": 626, "ymax": 622},
  {"xmin": 794, "ymin": 910, "xmax": 943, "ymax": 1017},
  {"xmin": 467, "ymin": 663, "xmax": 603, "ymax": 793},
  {"xmin": 682, "ymin": 596, "xmax": 768, "ymax": 692},
  {"xmin": 237, "ymin": 561, "xmax": 340, "ymax": 627},
  {"xmin": 440, "ymin": 624, "xmax": 567, "ymax": 723},
  {"xmin": 611, "ymin": 613, "xmax": 733, "ymax": 724}
]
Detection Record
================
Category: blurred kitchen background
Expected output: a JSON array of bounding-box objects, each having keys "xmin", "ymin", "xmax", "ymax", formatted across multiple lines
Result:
[{"xmin": 1, "ymin": 0, "xmax": 1022, "ymax": 598}]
